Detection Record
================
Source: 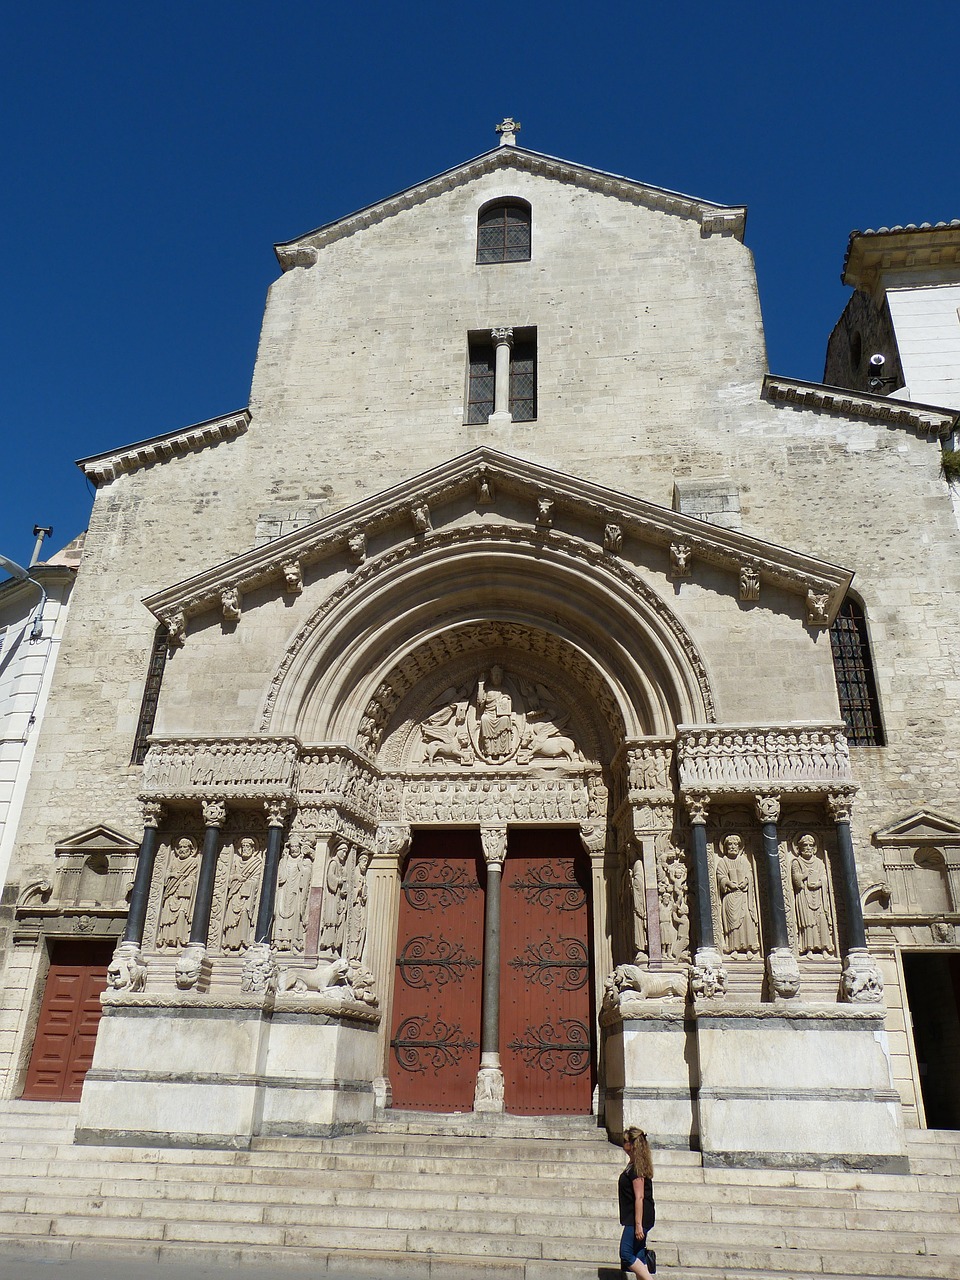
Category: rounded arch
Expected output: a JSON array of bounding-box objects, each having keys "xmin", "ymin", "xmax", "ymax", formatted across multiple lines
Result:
[
  {"xmin": 476, "ymin": 197, "xmax": 531, "ymax": 264},
  {"xmin": 260, "ymin": 526, "xmax": 715, "ymax": 747}
]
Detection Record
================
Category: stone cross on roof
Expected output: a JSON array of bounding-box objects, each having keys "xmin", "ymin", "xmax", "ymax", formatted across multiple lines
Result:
[{"xmin": 496, "ymin": 117, "xmax": 520, "ymax": 147}]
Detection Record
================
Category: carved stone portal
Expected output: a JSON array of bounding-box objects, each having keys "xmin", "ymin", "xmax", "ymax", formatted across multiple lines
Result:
[{"xmin": 413, "ymin": 666, "xmax": 583, "ymax": 768}]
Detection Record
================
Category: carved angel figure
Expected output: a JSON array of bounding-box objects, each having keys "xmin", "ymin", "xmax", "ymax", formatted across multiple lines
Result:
[
  {"xmin": 717, "ymin": 834, "xmax": 760, "ymax": 955},
  {"xmin": 156, "ymin": 838, "xmax": 198, "ymax": 949},
  {"xmin": 791, "ymin": 834, "xmax": 834, "ymax": 953},
  {"xmin": 222, "ymin": 837, "xmax": 262, "ymax": 951}
]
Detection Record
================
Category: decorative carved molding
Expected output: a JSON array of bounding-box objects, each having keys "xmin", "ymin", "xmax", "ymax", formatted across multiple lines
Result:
[
  {"xmin": 604, "ymin": 522, "xmax": 622, "ymax": 554},
  {"xmin": 827, "ymin": 789, "xmax": 856, "ymax": 824},
  {"xmin": 536, "ymin": 496, "xmax": 554, "ymax": 529},
  {"xmin": 374, "ymin": 823, "xmax": 412, "ymax": 860},
  {"xmin": 739, "ymin": 566, "xmax": 760, "ymax": 602},
  {"xmin": 77, "ymin": 410, "xmax": 251, "ymax": 487},
  {"xmin": 411, "ymin": 502, "xmax": 431, "ymax": 534},
  {"xmin": 806, "ymin": 588, "xmax": 830, "ymax": 627},
  {"xmin": 391, "ymin": 770, "xmax": 607, "ymax": 827},
  {"xmin": 670, "ymin": 542, "xmax": 691, "ymax": 578},
  {"xmin": 141, "ymin": 800, "xmax": 164, "ymax": 829},
  {"xmin": 275, "ymin": 243, "xmax": 319, "ymax": 270},
  {"xmin": 755, "ymin": 794, "xmax": 781, "ymax": 824},
  {"xmin": 684, "ymin": 792, "xmax": 709, "ymax": 825},
  {"xmin": 348, "ymin": 531, "xmax": 367, "ymax": 564},
  {"xmin": 282, "ymin": 561, "xmax": 303, "ymax": 594},
  {"xmin": 677, "ymin": 725, "xmax": 853, "ymax": 794},
  {"xmin": 220, "ymin": 587, "xmax": 242, "ymax": 622},
  {"xmin": 762, "ymin": 375, "xmax": 957, "ymax": 441},
  {"xmin": 141, "ymin": 736, "xmax": 300, "ymax": 802}
]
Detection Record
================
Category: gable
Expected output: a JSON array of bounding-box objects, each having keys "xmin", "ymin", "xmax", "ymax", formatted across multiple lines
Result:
[
  {"xmin": 143, "ymin": 446, "xmax": 853, "ymax": 643},
  {"xmin": 874, "ymin": 810, "xmax": 960, "ymax": 845}
]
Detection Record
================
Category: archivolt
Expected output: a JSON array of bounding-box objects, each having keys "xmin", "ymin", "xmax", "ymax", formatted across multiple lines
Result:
[{"xmin": 259, "ymin": 524, "xmax": 716, "ymax": 743}]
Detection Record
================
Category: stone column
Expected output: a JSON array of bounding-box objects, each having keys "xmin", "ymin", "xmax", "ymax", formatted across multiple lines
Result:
[
  {"xmin": 177, "ymin": 799, "xmax": 225, "ymax": 989},
  {"xmin": 110, "ymin": 799, "xmax": 164, "ymax": 992},
  {"xmin": 489, "ymin": 327, "xmax": 514, "ymax": 425},
  {"xmin": 369, "ymin": 824, "xmax": 411, "ymax": 1106},
  {"xmin": 828, "ymin": 791, "xmax": 884, "ymax": 1003},
  {"xmin": 685, "ymin": 793, "xmax": 727, "ymax": 999},
  {"xmin": 475, "ymin": 825, "xmax": 507, "ymax": 1113},
  {"xmin": 241, "ymin": 799, "xmax": 289, "ymax": 994},
  {"xmin": 755, "ymin": 794, "xmax": 800, "ymax": 1001}
]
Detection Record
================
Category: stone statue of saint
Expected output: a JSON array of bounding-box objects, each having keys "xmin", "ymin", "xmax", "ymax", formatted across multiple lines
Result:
[
  {"xmin": 477, "ymin": 666, "xmax": 515, "ymax": 761},
  {"xmin": 222, "ymin": 837, "xmax": 261, "ymax": 952},
  {"xmin": 318, "ymin": 838, "xmax": 349, "ymax": 954},
  {"xmin": 716, "ymin": 834, "xmax": 760, "ymax": 955},
  {"xmin": 273, "ymin": 834, "xmax": 311, "ymax": 952},
  {"xmin": 157, "ymin": 837, "xmax": 198, "ymax": 949},
  {"xmin": 791, "ymin": 833, "xmax": 833, "ymax": 953},
  {"xmin": 345, "ymin": 848, "xmax": 373, "ymax": 964}
]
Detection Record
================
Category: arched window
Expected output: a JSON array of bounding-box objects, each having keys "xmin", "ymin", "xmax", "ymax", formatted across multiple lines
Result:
[
  {"xmin": 130, "ymin": 626, "xmax": 168, "ymax": 764},
  {"xmin": 476, "ymin": 200, "xmax": 531, "ymax": 264},
  {"xmin": 829, "ymin": 598, "xmax": 885, "ymax": 746}
]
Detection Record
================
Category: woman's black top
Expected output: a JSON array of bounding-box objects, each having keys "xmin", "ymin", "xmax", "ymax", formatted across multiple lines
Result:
[{"xmin": 618, "ymin": 1165, "xmax": 655, "ymax": 1233}]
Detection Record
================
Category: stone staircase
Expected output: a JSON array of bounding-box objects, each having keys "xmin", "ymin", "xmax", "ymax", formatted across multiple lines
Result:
[{"xmin": 0, "ymin": 1101, "xmax": 957, "ymax": 1279}]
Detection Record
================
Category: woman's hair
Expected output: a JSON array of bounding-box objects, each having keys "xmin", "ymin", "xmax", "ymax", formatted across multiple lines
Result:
[{"xmin": 624, "ymin": 1127, "xmax": 654, "ymax": 1178}]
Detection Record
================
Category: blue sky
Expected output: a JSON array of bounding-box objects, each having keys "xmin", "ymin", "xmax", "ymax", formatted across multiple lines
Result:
[{"xmin": 2, "ymin": 2, "xmax": 959, "ymax": 567}]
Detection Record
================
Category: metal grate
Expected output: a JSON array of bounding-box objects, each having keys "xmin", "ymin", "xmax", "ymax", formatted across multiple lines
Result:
[
  {"xmin": 477, "ymin": 202, "xmax": 531, "ymax": 264},
  {"xmin": 131, "ymin": 626, "xmax": 168, "ymax": 764},
  {"xmin": 829, "ymin": 599, "xmax": 885, "ymax": 746}
]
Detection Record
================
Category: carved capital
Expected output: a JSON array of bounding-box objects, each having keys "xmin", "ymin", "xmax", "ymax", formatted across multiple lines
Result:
[
  {"xmin": 264, "ymin": 798, "xmax": 290, "ymax": 828},
  {"xmin": 604, "ymin": 522, "xmax": 623, "ymax": 555},
  {"xmin": 220, "ymin": 587, "xmax": 242, "ymax": 622},
  {"xmin": 578, "ymin": 822, "xmax": 606, "ymax": 856},
  {"xmin": 490, "ymin": 326, "xmax": 514, "ymax": 347},
  {"xmin": 739, "ymin": 565, "xmax": 760, "ymax": 602},
  {"xmin": 282, "ymin": 561, "xmax": 303, "ymax": 595},
  {"xmin": 140, "ymin": 799, "xmax": 165, "ymax": 829},
  {"xmin": 827, "ymin": 790, "xmax": 856, "ymax": 824},
  {"xmin": 685, "ymin": 792, "xmax": 710, "ymax": 825},
  {"xmin": 201, "ymin": 799, "xmax": 227, "ymax": 829},
  {"xmin": 755, "ymin": 793, "xmax": 781, "ymax": 824},
  {"xmin": 375, "ymin": 823, "xmax": 412, "ymax": 860},
  {"xmin": 480, "ymin": 825, "xmax": 508, "ymax": 868},
  {"xmin": 670, "ymin": 541, "xmax": 691, "ymax": 578}
]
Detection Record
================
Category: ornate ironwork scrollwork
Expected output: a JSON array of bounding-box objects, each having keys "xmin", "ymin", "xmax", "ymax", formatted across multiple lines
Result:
[
  {"xmin": 509, "ymin": 860, "xmax": 585, "ymax": 911},
  {"xmin": 395, "ymin": 936, "xmax": 481, "ymax": 989},
  {"xmin": 401, "ymin": 860, "xmax": 480, "ymax": 910},
  {"xmin": 391, "ymin": 1016, "xmax": 479, "ymax": 1073},
  {"xmin": 508, "ymin": 937, "xmax": 588, "ymax": 989},
  {"xmin": 507, "ymin": 1018, "xmax": 591, "ymax": 1077}
]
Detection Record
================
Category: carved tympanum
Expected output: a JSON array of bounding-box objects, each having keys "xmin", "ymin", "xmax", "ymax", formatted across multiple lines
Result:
[{"xmin": 414, "ymin": 665, "xmax": 583, "ymax": 768}]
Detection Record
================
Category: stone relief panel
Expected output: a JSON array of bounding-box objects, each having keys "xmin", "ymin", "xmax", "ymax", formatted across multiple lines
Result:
[
  {"xmin": 713, "ymin": 828, "xmax": 761, "ymax": 957},
  {"xmin": 383, "ymin": 771, "xmax": 608, "ymax": 826},
  {"xmin": 677, "ymin": 726, "xmax": 852, "ymax": 793},
  {"xmin": 272, "ymin": 831, "xmax": 314, "ymax": 954},
  {"xmin": 141, "ymin": 736, "xmax": 299, "ymax": 801},
  {"xmin": 409, "ymin": 665, "xmax": 584, "ymax": 770},
  {"xmin": 788, "ymin": 832, "xmax": 836, "ymax": 957},
  {"xmin": 219, "ymin": 836, "xmax": 263, "ymax": 953},
  {"xmin": 656, "ymin": 833, "xmax": 691, "ymax": 964},
  {"xmin": 318, "ymin": 836, "xmax": 352, "ymax": 957},
  {"xmin": 153, "ymin": 834, "xmax": 201, "ymax": 950}
]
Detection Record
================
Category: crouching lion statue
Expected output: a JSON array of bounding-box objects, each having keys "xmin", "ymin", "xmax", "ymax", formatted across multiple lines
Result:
[{"xmin": 603, "ymin": 964, "xmax": 688, "ymax": 1008}]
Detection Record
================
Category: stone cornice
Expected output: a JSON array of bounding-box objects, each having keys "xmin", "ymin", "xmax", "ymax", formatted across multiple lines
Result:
[
  {"xmin": 274, "ymin": 147, "xmax": 746, "ymax": 267},
  {"xmin": 842, "ymin": 222, "xmax": 960, "ymax": 293},
  {"xmin": 76, "ymin": 409, "xmax": 251, "ymax": 487},
  {"xmin": 143, "ymin": 446, "xmax": 854, "ymax": 639},
  {"xmin": 761, "ymin": 375, "xmax": 958, "ymax": 440}
]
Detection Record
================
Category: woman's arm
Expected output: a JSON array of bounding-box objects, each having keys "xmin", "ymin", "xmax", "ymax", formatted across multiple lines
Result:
[{"xmin": 633, "ymin": 1175, "xmax": 645, "ymax": 1240}]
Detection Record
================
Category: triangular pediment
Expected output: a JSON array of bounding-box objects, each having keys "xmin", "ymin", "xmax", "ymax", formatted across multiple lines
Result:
[
  {"xmin": 144, "ymin": 447, "xmax": 853, "ymax": 641},
  {"xmin": 55, "ymin": 825, "xmax": 140, "ymax": 853},
  {"xmin": 274, "ymin": 146, "xmax": 746, "ymax": 268},
  {"xmin": 874, "ymin": 810, "xmax": 960, "ymax": 845}
]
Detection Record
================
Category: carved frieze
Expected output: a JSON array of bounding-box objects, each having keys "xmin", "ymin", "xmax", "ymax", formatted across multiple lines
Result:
[
  {"xmin": 677, "ymin": 725, "xmax": 853, "ymax": 794},
  {"xmin": 141, "ymin": 736, "xmax": 300, "ymax": 801},
  {"xmin": 394, "ymin": 770, "xmax": 607, "ymax": 826}
]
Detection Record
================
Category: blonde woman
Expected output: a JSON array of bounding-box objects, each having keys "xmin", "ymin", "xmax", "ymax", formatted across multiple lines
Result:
[{"xmin": 618, "ymin": 1127, "xmax": 656, "ymax": 1278}]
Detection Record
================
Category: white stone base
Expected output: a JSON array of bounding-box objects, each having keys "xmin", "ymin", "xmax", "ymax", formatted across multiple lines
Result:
[
  {"xmin": 76, "ymin": 997, "xmax": 379, "ymax": 1147},
  {"xmin": 601, "ymin": 1005, "xmax": 697, "ymax": 1149}
]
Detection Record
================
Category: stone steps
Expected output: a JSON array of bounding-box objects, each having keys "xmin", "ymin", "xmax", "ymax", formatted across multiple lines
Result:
[{"xmin": 0, "ymin": 1103, "xmax": 957, "ymax": 1278}]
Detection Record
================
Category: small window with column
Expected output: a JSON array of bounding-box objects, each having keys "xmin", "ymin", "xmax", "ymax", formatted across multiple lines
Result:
[
  {"xmin": 131, "ymin": 626, "xmax": 168, "ymax": 764},
  {"xmin": 466, "ymin": 327, "xmax": 537, "ymax": 425},
  {"xmin": 829, "ymin": 597, "xmax": 885, "ymax": 746}
]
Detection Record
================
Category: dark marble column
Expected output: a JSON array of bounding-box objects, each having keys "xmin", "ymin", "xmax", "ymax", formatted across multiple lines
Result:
[
  {"xmin": 122, "ymin": 800, "xmax": 164, "ymax": 946},
  {"xmin": 685, "ymin": 793, "xmax": 727, "ymax": 999},
  {"xmin": 188, "ymin": 799, "xmax": 226, "ymax": 946},
  {"xmin": 475, "ymin": 826, "xmax": 507, "ymax": 1113},
  {"xmin": 828, "ymin": 791, "xmax": 885, "ymax": 1003},
  {"xmin": 254, "ymin": 799, "xmax": 289, "ymax": 945},
  {"xmin": 755, "ymin": 794, "xmax": 800, "ymax": 1000}
]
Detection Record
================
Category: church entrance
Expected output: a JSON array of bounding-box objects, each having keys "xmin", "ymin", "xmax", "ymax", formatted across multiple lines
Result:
[
  {"xmin": 389, "ymin": 828, "xmax": 594, "ymax": 1114},
  {"xmin": 22, "ymin": 940, "xmax": 114, "ymax": 1102},
  {"xmin": 903, "ymin": 951, "xmax": 960, "ymax": 1129}
]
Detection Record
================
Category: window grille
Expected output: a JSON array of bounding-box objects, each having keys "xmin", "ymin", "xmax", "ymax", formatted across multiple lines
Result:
[
  {"xmin": 509, "ymin": 341, "xmax": 537, "ymax": 421},
  {"xmin": 477, "ymin": 201, "xmax": 531, "ymax": 264},
  {"xmin": 829, "ymin": 599, "xmax": 885, "ymax": 746},
  {"xmin": 131, "ymin": 627, "xmax": 168, "ymax": 765},
  {"xmin": 467, "ymin": 345, "xmax": 497, "ymax": 424}
]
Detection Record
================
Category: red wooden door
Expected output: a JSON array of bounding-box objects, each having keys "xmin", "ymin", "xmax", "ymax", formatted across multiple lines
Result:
[
  {"xmin": 501, "ymin": 829, "xmax": 594, "ymax": 1115},
  {"xmin": 23, "ymin": 941, "xmax": 113, "ymax": 1101},
  {"xmin": 390, "ymin": 830, "xmax": 484, "ymax": 1110}
]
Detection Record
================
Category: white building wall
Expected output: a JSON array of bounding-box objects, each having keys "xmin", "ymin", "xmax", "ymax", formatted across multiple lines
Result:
[{"xmin": 887, "ymin": 283, "xmax": 960, "ymax": 408}]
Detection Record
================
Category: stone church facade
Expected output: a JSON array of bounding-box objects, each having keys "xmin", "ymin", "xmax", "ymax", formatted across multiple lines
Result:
[{"xmin": 2, "ymin": 122, "xmax": 959, "ymax": 1165}]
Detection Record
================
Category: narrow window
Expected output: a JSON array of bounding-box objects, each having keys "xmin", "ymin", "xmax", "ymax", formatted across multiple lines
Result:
[
  {"xmin": 477, "ymin": 200, "xmax": 531, "ymax": 264},
  {"xmin": 131, "ymin": 626, "xmax": 168, "ymax": 764},
  {"xmin": 466, "ymin": 329, "xmax": 536, "ymax": 424},
  {"xmin": 830, "ymin": 598, "xmax": 884, "ymax": 746}
]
